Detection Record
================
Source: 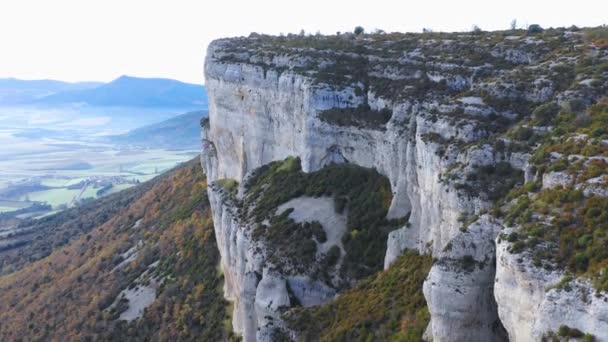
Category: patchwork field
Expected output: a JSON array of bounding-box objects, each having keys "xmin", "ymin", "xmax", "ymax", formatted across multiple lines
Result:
[
  {"xmin": 0, "ymin": 148, "xmax": 198, "ymax": 214},
  {"xmin": 0, "ymin": 131, "xmax": 199, "ymax": 215}
]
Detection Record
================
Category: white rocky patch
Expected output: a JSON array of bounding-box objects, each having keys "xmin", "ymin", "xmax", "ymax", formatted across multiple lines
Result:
[
  {"xmin": 542, "ymin": 171, "xmax": 574, "ymax": 189},
  {"xmin": 579, "ymin": 78, "xmax": 596, "ymax": 86},
  {"xmin": 578, "ymin": 175, "xmax": 608, "ymax": 197},
  {"xmin": 458, "ymin": 96, "xmax": 485, "ymax": 105},
  {"xmin": 132, "ymin": 219, "xmax": 143, "ymax": 229},
  {"xmin": 117, "ymin": 281, "xmax": 159, "ymax": 322},
  {"xmin": 276, "ymin": 196, "xmax": 346, "ymax": 255},
  {"xmin": 111, "ymin": 240, "xmax": 144, "ymax": 272},
  {"xmin": 106, "ymin": 260, "xmax": 163, "ymax": 322}
]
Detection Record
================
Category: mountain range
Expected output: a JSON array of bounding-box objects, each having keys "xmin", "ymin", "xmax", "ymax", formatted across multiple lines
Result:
[
  {"xmin": 0, "ymin": 78, "xmax": 102, "ymax": 104},
  {"xmin": 0, "ymin": 75, "xmax": 207, "ymax": 107},
  {"xmin": 108, "ymin": 110, "xmax": 207, "ymax": 149}
]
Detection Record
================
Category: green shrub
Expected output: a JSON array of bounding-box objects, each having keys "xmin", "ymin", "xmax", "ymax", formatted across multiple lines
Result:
[
  {"xmin": 460, "ymin": 255, "xmax": 477, "ymax": 272},
  {"xmin": 506, "ymin": 186, "xmax": 608, "ymax": 289},
  {"xmin": 324, "ymin": 245, "xmax": 341, "ymax": 267},
  {"xmin": 461, "ymin": 162, "xmax": 524, "ymax": 201},
  {"xmin": 532, "ymin": 102, "xmax": 559, "ymax": 126},
  {"xmin": 514, "ymin": 126, "xmax": 534, "ymax": 141},
  {"xmin": 584, "ymin": 26, "xmax": 608, "ymax": 48},
  {"xmin": 547, "ymin": 158, "xmax": 568, "ymax": 172},
  {"xmin": 318, "ymin": 104, "xmax": 393, "ymax": 129},
  {"xmin": 216, "ymin": 178, "xmax": 239, "ymax": 199},
  {"xmin": 527, "ymin": 24, "xmax": 544, "ymax": 34},
  {"xmin": 565, "ymin": 98, "xmax": 587, "ymax": 113},
  {"xmin": 558, "ymin": 325, "xmax": 584, "ymax": 338},
  {"xmin": 583, "ymin": 333, "xmax": 596, "ymax": 342}
]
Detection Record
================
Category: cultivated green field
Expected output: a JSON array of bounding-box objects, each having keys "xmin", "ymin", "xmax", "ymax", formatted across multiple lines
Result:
[
  {"xmin": 19, "ymin": 189, "xmax": 80, "ymax": 208},
  {"xmin": 0, "ymin": 200, "xmax": 32, "ymax": 214}
]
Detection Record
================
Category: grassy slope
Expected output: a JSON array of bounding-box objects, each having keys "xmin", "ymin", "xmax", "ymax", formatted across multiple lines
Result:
[{"xmin": 0, "ymin": 159, "xmax": 233, "ymax": 341}]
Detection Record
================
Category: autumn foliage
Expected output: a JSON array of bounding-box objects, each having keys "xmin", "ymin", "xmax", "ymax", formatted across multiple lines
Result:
[{"xmin": 0, "ymin": 159, "xmax": 234, "ymax": 341}]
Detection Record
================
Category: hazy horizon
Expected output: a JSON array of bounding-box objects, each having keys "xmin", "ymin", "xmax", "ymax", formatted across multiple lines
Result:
[
  {"xmin": 1, "ymin": 0, "xmax": 606, "ymax": 84},
  {"xmin": 0, "ymin": 74, "xmax": 204, "ymax": 86}
]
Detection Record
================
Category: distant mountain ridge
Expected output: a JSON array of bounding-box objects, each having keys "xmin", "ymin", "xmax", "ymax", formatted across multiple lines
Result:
[
  {"xmin": 0, "ymin": 78, "xmax": 102, "ymax": 104},
  {"xmin": 109, "ymin": 110, "xmax": 207, "ymax": 149},
  {"xmin": 0, "ymin": 75, "xmax": 207, "ymax": 108},
  {"xmin": 36, "ymin": 75, "xmax": 207, "ymax": 107}
]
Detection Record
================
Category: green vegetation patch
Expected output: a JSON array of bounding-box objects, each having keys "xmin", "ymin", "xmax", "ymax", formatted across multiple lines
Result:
[
  {"xmin": 495, "ymin": 100, "xmax": 608, "ymax": 292},
  {"xmin": 455, "ymin": 162, "xmax": 524, "ymax": 201},
  {"xmin": 244, "ymin": 157, "xmax": 395, "ymax": 280},
  {"xmin": 284, "ymin": 250, "xmax": 432, "ymax": 342},
  {"xmin": 584, "ymin": 26, "xmax": 608, "ymax": 49},
  {"xmin": 542, "ymin": 325, "xmax": 595, "ymax": 342},
  {"xmin": 530, "ymin": 101, "xmax": 608, "ymax": 179},
  {"xmin": 503, "ymin": 187, "xmax": 608, "ymax": 291},
  {"xmin": 216, "ymin": 178, "xmax": 239, "ymax": 200},
  {"xmin": 318, "ymin": 104, "xmax": 393, "ymax": 129},
  {"xmin": 20, "ymin": 188, "xmax": 80, "ymax": 208}
]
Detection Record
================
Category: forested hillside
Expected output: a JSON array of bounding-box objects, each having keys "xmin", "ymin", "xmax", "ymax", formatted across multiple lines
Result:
[
  {"xmin": 0, "ymin": 179, "xmax": 158, "ymax": 275},
  {"xmin": 0, "ymin": 159, "xmax": 235, "ymax": 341}
]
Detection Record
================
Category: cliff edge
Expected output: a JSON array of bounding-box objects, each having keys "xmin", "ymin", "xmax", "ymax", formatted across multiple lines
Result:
[{"xmin": 201, "ymin": 28, "xmax": 608, "ymax": 341}]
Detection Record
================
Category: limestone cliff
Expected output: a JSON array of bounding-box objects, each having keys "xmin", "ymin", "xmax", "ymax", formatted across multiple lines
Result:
[
  {"xmin": 495, "ymin": 227, "xmax": 608, "ymax": 341},
  {"xmin": 201, "ymin": 28, "xmax": 608, "ymax": 341}
]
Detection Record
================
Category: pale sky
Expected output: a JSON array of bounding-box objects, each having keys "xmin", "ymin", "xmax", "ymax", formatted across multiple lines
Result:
[{"xmin": 0, "ymin": 0, "xmax": 606, "ymax": 85}]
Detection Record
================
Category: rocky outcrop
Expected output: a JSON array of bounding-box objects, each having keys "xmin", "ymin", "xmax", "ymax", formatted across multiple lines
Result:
[
  {"xmin": 207, "ymin": 185, "xmax": 260, "ymax": 339},
  {"xmin": 206, "ymin": 181, "xmax": 339, "ymax": 341},
  {"xmin": 423, "ymin": 215, "xmax": 507, "ymax": 341},
  {"xmin": 495, "ymin": 227, "xmax": 608, "ymax": 341}
]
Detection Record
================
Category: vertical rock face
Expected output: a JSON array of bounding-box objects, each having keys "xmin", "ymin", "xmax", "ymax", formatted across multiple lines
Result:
[
  {"xmin": 202, "ymin": 42, "xmax": 504, "ymax": 340},
  {"xmin": 207, "ymin": 185, "xmax": 259, "ymax": 338},
  {"xmin": 204, "ymin": 40, "xmax": 487, "ymax": 260},
  {"xmin": 206, "ymin": 181, "xmax": 342, "ymax": 341},
  {"xmin": 200, "ymin": 31, "xmax": 608, "ymax": 341},
  {"xmin": 495, "ymin": 228, "xmax": 608, "ymax": 341},
  {"xmin": 423, "ymin": 215, "xmax": 507, "ymax": 341}
]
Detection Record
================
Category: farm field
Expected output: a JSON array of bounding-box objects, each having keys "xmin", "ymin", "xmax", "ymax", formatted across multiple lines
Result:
[
  {"xmin": 0, "ymin": 103, "xmax": 203, "ymax": 216},
  {"xmin": 0, "ymin": 147, "xmax": 198, "ymax": 213},
  {"xmin": 0, "ymin": 128, "xmax": 199, "ymax": 214}
]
